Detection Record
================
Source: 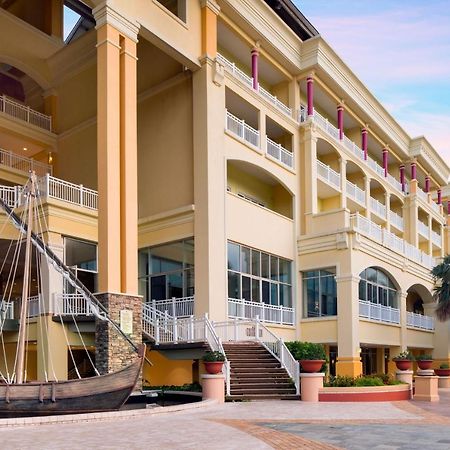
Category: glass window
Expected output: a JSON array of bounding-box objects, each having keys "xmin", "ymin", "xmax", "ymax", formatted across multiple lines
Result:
[
  {"xmin": 262, "ymin": 280, "xmax": 270, "ymax": 304},
  {"xmin": 261, "ymin": 253, "xmax": 270, "ymax": 279},
  {"xmin": 358, "ymin": 267, "xmax": 397, "ymax": 309},
  {"xmin": 251, "ymin": 250, "xmax": 260, "ymax": 277},
  {"xmin": 270, "ymin": 256, "xmax": 278, "ymax": 281},
  {"xmin": 228, "ymin": 272, "xmax": 240, "ymax": 299},
  {"xmin": 270, "ymin": 283, "xmax": 279, "ymax": 306},
  {"xmin": 241, "ymin": 247, "xmax": 251, "ymax": 274},
  {"xmin": 252, "ymin": 279, "xmax": 260, "ymax": 302},
  {"xmin": 65, "ymin": 238, "xmax": 97, "ymax": 271},
  {"xmin": 279, "ymin": 259, "xmax": 291, "ymax": 284},
  {"xmin": 227, "ymin": 242, "xmax": 240, "ymax": 271},
  {"xmin": 242, "ymin": 276, "xmax": 251, "ymax": 301},
  {"xmin": 302, "ymin": 269, "xmax": 337, "ymax": 318}
]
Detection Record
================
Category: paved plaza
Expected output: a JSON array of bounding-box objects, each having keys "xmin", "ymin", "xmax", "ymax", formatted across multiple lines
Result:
[{"xmin": 2, "ymin": 391, "xmax": 450, "ymax": 449}]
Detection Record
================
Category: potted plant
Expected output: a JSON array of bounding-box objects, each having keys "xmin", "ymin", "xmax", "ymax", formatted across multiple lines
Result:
[
  {"xmin": 392, "ymin": 351, "xmax": 414, "ymax": 371},
  {"xmin": 286, "ymin": 341, "xmax": 326, "ymax": 373},
  {"xmin": 202, "ymin": 351, "xmax": 225, "ymax": 374},
  {"xmin": 435, "ymin": 363, "xmax": 450, "ymax": 377},
  {"xmin": 416, "ymin": 354, "xmax": 433, "ymax": 370}
]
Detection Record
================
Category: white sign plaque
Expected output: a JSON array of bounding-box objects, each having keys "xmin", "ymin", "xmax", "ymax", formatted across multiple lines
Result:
[{"xmin": 120, "ymin": 310, "xmax": 133, "ymax": 335}]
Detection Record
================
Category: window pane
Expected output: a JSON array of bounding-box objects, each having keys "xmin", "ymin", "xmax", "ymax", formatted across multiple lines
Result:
[
  {"xmin": 262, "ymin": 280, "xmax": 270, "ymax": 304},
  {"xmin": 167, "ymin": 272, "xmax": 183, "ymax": 298},
  {"xmin": 261, "ymin": 253, "xmax": 270, "ymax": 279},
  {"xmin": 377, "ymin": 270, "xmax": 388, "ymax": 287},
  {"xmin": 279, "ymin": 259, "xmax": 291, "ymax": 283},
  {"xmin": 227, "ymin": 242, "xmax": 240, "ymax": 271},
  {"xmin": 242, "ymin": 276, "xmax": 251, "ymax": 301},
  {"xmin": 139, "ymin": 277, "xmax": 148, "ymax": 301},
  {"xmin": 184, "ymin": 239, "xmax": 195, "ymax": 268},
  {"xmin": 280, "ymin": 284, "xmax": 292, "ymax": 307},
  {"xmin": 320, "ymin": 275, "xmax": 336, "ymax": 316},
  {"xmin": 241, "ymin": 247, "xmax": 251, "ymax": 274},
  {"xmin": 303, "ymin": 270, "xmax": 318, "ymax": 279},
  {"xmin": 320, "ymin": 268, "xmax": 336, "ymax": 277},
  {"xmin": 388, "ymin": 290, "xmax": 396, "ymax": 308},
  {"xmin": 252, "ymin": 250, "xmax": 260, "ymax": 276},
  {"xmin": 228, "ymin": 272, "xmax": 240, "ymax": 299},
  {"xmin": 185, "ymin": 268, "xmax": 195, "ymax": 296},
  {"xmin": 359, "ymin": 280, "xmax": 366, "ymax": 301},
  {"xmin": 65, "ymin": 238, "xmax": 97, "ymax": 270},
  {"xmin": 138, "ymin": 250, "xmax": 148, "ymax": 278},
  {"xmin": 270, "ymin": 256, "xmax": 278, "ymax": 281},
  {"xmin": 150, "ymin": 242, "xmax": 183, "ymax": 274},
  {"xmin": 366, "ymin": 268, "xmax": 377, "ymax": 283},
  {"xmin": 252, "ymin": 279, "xmax": 260, "ymax": 302},
  {"xmin": 270, "ymin": 283, "xmax": 278, "ymax": 305},
  {"xmin": 305, "ymin": 278, "xmax": 319, "ymax": 317},
  {"xmin": 150, "ymin": 275, "xmax": 166, "ymax": 300}
]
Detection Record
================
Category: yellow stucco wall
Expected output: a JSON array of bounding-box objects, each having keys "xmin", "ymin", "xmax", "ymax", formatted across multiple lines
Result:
[{"xmin": 144, "ymin": 349, "xmax": 193, "ymax": 387}]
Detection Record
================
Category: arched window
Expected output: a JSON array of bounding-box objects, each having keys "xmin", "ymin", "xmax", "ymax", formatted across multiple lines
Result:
[{"xmin": 359, "ymin": 268, "xmax": 397, "ymax": 308}]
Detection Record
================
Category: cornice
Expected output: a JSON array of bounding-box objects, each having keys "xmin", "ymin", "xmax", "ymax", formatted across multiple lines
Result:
[
  {"xmin": 138, "ymin": 205, "xmax": 195, "ymax": 234},
  {"xmin": 200, "ymin": 0, "xmax": 221, "ymax": 15},
  {"xmin": 93, "ymin": 4, "xmax": 140, "ymax": 42}
]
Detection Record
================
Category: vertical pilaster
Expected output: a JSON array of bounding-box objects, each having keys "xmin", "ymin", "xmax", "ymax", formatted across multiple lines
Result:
[
  {"xmin": 411, "ymin": 161, "xmax": 417, "ymax": 180},
  {"xmin": 337, "ymin": 104, "xmax": 344, "ymax": 140},
  {"xmin": 425, "ymin": 176, "xmax": 430, "ymax": 193},
  {"xmin": 306, "ymin": 75, "xmax": 314, "ymax": 116},
  {"xmin": 251, "ymin": 47, "xmax": 259, "ymax": 90},
  {"xmin": 361, "ymin": 127, "xmax": 368, "ymax": 160},
  {"xmin": 382, "ymin": 148, "xmax": 388, "ymax": 177},
  {"xmin": 200, "ymin": 0, "xmax": 219, "ymax": 58},
  {"xmin": 289, "ymin": 79, "xmax": 300, "ymax": 121},
  {"xmin": 399, "ymin": 164, "xmax": 405, "ymax": 192},
  {"xmin": 335, "ymin": 275, "xmax": 362, "ymax": 377},
  {"xmin": 43, "ymin": 89, "xmax": 58, "ymax": 133},
  {"xmin": 302, "ymin": 125, "xmax": 318, "ymax": 217},
  {"xmin": 339, "ymin": 158, "xmax": 347, "ymax": 209}
]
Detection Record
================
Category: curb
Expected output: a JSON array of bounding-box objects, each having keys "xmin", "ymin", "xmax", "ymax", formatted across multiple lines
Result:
[{"xmin": 0, "ymin": 399, "xmax": 217, "ymax": 428}]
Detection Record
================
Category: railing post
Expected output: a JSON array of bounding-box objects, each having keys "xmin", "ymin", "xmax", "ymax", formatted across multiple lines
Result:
[
  {"xmin": 233, "ymin": 317, "xmax": 238, "ymax": 341},
  {"xmin": 152, "ymin": 299, "xmax": 156, "ymax": 313},
  {"xmin": 279, "ymin": 339, "xmax": 284, "ymax": 364},
  {"xmin": 45, "ymin": 173, "xmax": 50, "ymax": 198},
  {"xmin": 155, "ymin": 319, "xmax": 160, "ymax": 345},
  {"xmin": 189, "ymin": 315, "xmax": 194, "ymax": 341},
  {"xmin": 80, "ymin": 184, "xmax": 84, "ymax": 207},
  {"xmin": 255, "ymin": 315, "xmax": 260, "ymax": 340},
  {"xmin": 172, "ymin": 297, "xmax": 176, "ymax": 317},
  {"xmin": 240, "ymin": 119, "xmax": 245, "ymax": 139},
  {"xmin": 173, "ymin": 316, "xmax": 178, "ymax": 342},
  {"xmin": 26, "ymin": 106, "xmax": 30, "ymax": 123}
]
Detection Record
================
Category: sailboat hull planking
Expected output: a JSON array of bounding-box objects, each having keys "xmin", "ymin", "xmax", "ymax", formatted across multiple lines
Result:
[{"xmin": 0, "ymin": 356, "xmax": 143, "ymax": 417}]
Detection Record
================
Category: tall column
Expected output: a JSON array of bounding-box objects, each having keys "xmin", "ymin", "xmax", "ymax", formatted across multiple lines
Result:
[
  {"xmin": 438, "ymin": 189, "xmax": 442, "ymax": 205},
  {"xmin": 337, "ymin": 104, "xmax": 344, "ymax": 140},
  {"xmin": 289, "ymin": 79, "xmax": 300, "ymax": 122},
  {"xmin": 382, "ymin": 147, "xmax": 388, "ymax": 177},
  {"xmin": 251, "ymin": 47, "xmax": 259, "ymax": 90},
  {"xmin": 120, "ymin": 35, "xmax": 138, "ymax": 294},
  {"xmin": 399, "ymin": 164, "xmax": 405, "ymax": 192},
  {"xmin": 361, "ymin": 127, "xmax": 368, "ymax": 160},
  {"xmin": 411, "ymin": 161, "xmax": 417, "ymax": 180},
  {"xmin": 340, "ymin": 158, "xmax": 347, "ymax": 209},
  {"xmin": 425, "ymin": 176, "xmax": 430, "ymax": 193},
  {"xmin": 306, "ymin": 75, "xmax": 314, "ymax": 116},
  {"xmin": 302, "ymin": 125, "xmax": 318, "ymax": 218},
  {"xmin": 335, "ymin": 275, "xmax": 362, "ymax": 377},
  {"xmin": 194, "ymin": 0, "xmax": 226, "ymax": 320}
]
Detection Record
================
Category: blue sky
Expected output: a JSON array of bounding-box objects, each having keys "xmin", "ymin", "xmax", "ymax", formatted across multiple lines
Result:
[{"xmin": 295, "ymin": 0, "xmax": 450, "ymax": 163}]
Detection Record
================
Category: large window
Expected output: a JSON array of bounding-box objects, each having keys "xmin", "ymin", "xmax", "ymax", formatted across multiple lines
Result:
[
  {"xmin": 64, "ymin": 237, "xmax": 97, "ymax": 293},
  {"xmin": 138, "ymin": 238, "xmax": 194, "ymax": 302},
  {"xmin": 227, "ymin": 242, "xmax": 292, "ymax": 307},
  {"xmin": 359, "ymin": 268, "xmax": 397, "ymax": 308},
  {"xmin": 156, "ymin": 0, "xmax": 187, "ymax": 22},
  {"xmin": 302, "ymin": 268, "xmax": 337, "ymax": 318}
]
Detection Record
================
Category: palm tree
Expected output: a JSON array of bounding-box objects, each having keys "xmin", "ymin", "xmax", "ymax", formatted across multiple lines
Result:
[{"xmin": 432, "ymin": 255, "xmax": 450, "ymax": 321}]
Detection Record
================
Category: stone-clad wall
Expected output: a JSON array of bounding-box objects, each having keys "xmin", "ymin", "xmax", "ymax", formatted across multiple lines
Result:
[{"xmin": 95, "ymin": 293, "xmax": 143, "ymax": 386}]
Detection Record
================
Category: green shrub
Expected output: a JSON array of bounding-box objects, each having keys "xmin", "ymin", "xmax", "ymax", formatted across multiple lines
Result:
[
  {"xmin": 415, "ymin": 354, "xmax": 433, "ymax": 361},
  {"xmin": 440, "ymin": 363, "xmax": 450, "ymax": 369},
  {"xmin": 285, "ymin": 341, "xmax": 326, "ymax": 361},
  {"xmin": 387, "ymin": 379, "xmax": 405, "ymax": 385},
  {"xmin": 202, "ymin": 351, "xmax": 225, "ymax": 362},
  {"xmin": 355, "ymin": 376, "xmax": 384, "ymax": 387},
  {"xmin": 366, "ymin": 373, "xmax": 390, "ymax": 385},
  {"xmin": 325, "ymin": 375, "xmax": 355, "ymax": 387},
  {"xmin": 144, "ymin": 383, "xmax": 202, "ymax": 392},
  {"xmin": 393, "ymin": 350, "xmax": 414, "ymax": 361}
]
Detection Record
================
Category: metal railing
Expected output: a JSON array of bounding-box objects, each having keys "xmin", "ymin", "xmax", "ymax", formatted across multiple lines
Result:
[
  {"xmin": 416, "ymin": 187, "xmax": 428, "ymax": 203},
  {"xmin": 0, "ymin": 185, "xmax": 22, "ymax": 208},
  {"xmin": 0, "ymin": 300, "xmax": 14, "ymax": 320},
  {"xmin": 406, "ymin": 311, "xmax": 435, "ymax": 331},
  {"xmin": 227, "ymin": 298, "xmax": 294, "ymax": 326},
  {"xmin": 38, "ymin": 174, "xmax": 98, "ymax": 210},
  {"xmin": 213, "ymin": 317, "xmax": 300, "ymax": 395},
  {"xmin": 217, "ymin": 53, "xmax": 292, "ymax": 117},
  {"xmin": 27, "ymin": 295, "xmax": 42, "ymax": 318},
  {"xmin": 370, "ymin": 197, "xmax": 387, "ymax": 219},
  {"xmin": 430, "ymin": 200, "xmax": 441, "ymax": 214},
  {"xmin": 266, "ymin": 137, "xmax": 294, "ymax": 169},
  {"xmin": 346, "ymin": 180, "xmax": 365, "ymax": 205},
  {"xmin": 352, "ymin": 213, "xmax": 435, "ymax": 269},
  {"xmin": 359, "ymin": 300, "xmax": 400, "ymax": 324},
  {"xmin": 151, "ymin": 296, "xmax": 194, "ymax": 318},
  {"xmin": 0, "ymin": 94, "xmax": 52, "ymax": 131},
  {"xmin": 225, "ymin": 110, "xmax": 259, "ymax": 148},
  {"xmin": 389, "ymin": 210, "xmax": 404, "ymax": 231},
  {"xmin": 0, "ymin": 148, "xmax": 52, "ymax": 177},
  {"xmin": 54, "ymin": 293, "xmax": 92, "ymax": 316},
  {"xmin": 316, "ymin": 160, "xmax": 341, "ymax": 190}
]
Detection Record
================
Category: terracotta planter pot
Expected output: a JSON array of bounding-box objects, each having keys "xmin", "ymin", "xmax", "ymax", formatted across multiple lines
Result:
[
  {"xmin": 393, "ymin": 360, "xmax": 412, "ymax": 371},
  {"xmin": 300, "ymin": 360, "xmax": 325, "ymax": 373},
  {"xmin": 434, "ymin": 368, "xmax": 450, "ymax": 377},
  {"xmin": 203, "ymin": 361, "xmax": 224, "ymax": 375},
  {"xmin": 417, "ymin": 360, "xmax": 433, "ymax": 370}
]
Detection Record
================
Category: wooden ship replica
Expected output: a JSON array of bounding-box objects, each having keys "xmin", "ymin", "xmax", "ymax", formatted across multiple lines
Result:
[{"xmin": 0, "ymin": 175, "xmax": 144, "ymax": 417}]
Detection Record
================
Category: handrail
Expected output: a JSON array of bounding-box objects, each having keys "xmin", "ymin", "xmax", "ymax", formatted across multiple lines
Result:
[
  {"xmin": 266, "ymin": 137, "xmax": 294, "ymax": 169},
  {"xmin": 0, "ymin": 148, "xmax": 52, "ymax": 177}
]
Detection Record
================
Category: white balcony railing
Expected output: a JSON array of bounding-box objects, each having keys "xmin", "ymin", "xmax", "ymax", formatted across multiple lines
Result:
[
  {"xmin": 370, "ymin": 197, "xmax": 387, "ymax": 219},
  {"xmin": 406, "ymin": 311, "xmax": 435, "ymax": 331},
  {"xmin": 389, "ymin": 211, "xmax": 404, "ymax": 231},
  {"xmin": 38, "ymin": 174, "xmax": 98, "ymax": 210},
  {"xmin": 418, "ymin": 221, "xmax": 429, "ymax": 238},
  {"xmin": 359, "ymin": 300, "xmax": 400, "ymax": 324},
  {"xmin": 431, "ymin": 229, "xmax": 442, "ymax": 247},
  {"xmin": 346, "ymin": 180, "xmax": 365, "ymax": 205},
  {"xmin": 227, "ymin": 298, "xmax": 294, "ymax": 325},
  {"xmin": 316, "ymin": 160, "xmax": 341, "ymax": 190},
  {"xmin": 151, "ymin": 296, "xmax": 194, "ymax": 318},
  {"xmin": 430, "ymin": 200, "xmax": 441, "ymax": 214},
  {"xmin": 0, "ymin": 148, "xmax": 52, "ymax": 177},
  {"xmin": 352, "ymin": 213, "xmax": 435, "ymax": 269},
  {"xmin": 225, "ymin": 110, "xmax": 259, "ymax": 148},
  {"xmin": 0, "ymin": 300, "xmax": 14, "ymax": 320},
  {"xmin": 416, "ymin": 187, "xmax": 428, "ymax": 203},
  {"xmin": 27, "ymin": 295, "xmax": 42, "ymax": 318},
  {"xmin": 217, "ymin": 53, "xmax": 292, "ymax": 117},
  {"xmin": 54, "ymin": 293, "xmax": 92, "ymax": 316},
  {"xmin": 266, "ymin": 137, "xmax": 294, "ymax": 169},
  {"xmin": 0, "ymin": 95, "xmax": 52, "ymax": 131},
  {"xmin": 0, "ymin": 185, "xmax": 22, "ymax": 208}
]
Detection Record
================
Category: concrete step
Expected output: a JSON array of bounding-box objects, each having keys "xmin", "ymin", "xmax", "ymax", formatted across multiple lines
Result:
[
  {"xmin": 226, "ymin": 393, "xmax": 300, "ymax": 401},
  {"xmin": 229, "ymin": 387, "xmax": 297, "ymax": 395},
  {"xmin": 230, "ymin": 382, "xmax": 295, "ymax": 389},
  {"xmin": 230, "ymin": 367, "xmax": 287, "ymax": 374}
]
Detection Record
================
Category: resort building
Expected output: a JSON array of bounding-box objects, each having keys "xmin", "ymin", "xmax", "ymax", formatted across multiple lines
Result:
[{"xmin": 0, "ymin": 0, "xmax": 449, "ymax": 394}]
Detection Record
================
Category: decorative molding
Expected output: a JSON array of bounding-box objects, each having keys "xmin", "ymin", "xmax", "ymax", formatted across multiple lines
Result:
[
  {"xmin": 200, "ymin": 0, "xmax": 221, "ymax": 15},
  {"xmin": 92, "ymin": 4, "xmax": 140, "ymax": 42}
]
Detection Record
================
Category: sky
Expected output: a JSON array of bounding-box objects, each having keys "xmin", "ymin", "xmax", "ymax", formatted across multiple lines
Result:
[{"xmin": 295, "ymin": 0, "xmax": 450, "ymax": 164}]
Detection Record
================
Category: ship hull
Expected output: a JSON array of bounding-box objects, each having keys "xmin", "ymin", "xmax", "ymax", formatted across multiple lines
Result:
[{"xmin": 0, "ymin": 356, "xmax": 143, "ymax": 418}]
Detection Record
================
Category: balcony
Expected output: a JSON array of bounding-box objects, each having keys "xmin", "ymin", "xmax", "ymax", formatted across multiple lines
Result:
[
  {"xmin": 390, "ymin": 210, "xmax": 404, "ymax": 231},
  {"xmin": 266, "ymin": 137, "xmax": 294, "ymax": 169},
  {"xmin": 0, "ymin": 300, "xmax": 14, "ymax": 320},
  {"xmin": 54, "ymin": 294, "xmax": 93, "ymax": 316},
  {"xmin": 370, "ymin": 197, "xmax": 387, "ymax": 220},
  {"xmin": 0, "ymin": 95, "xmax": 52, "ymax": 132},
  {"xmin": 431, "ymin": 229, "xmax": 442, "ymax": 247},
  {"xmin": 0, "ymin": 148, "xmax": 52, "ymax": 177},
  {"xmin": 406, "ymin": 311, "xmax": 435, "ymax": 331},
  {"xmin": 418, "ymin": 221, "xmax": 429, "ymax": 239},
  {"xmin": 228, "ymin": 297, "xmax": 294, "ymax": 326},
  {"xmin": 225, "ymin": 110, "xmax": 259, "ymax": 149},
  {"xmin": 317, "ymin": 160, "xmax": 340, "ymax": 190},
  {"xmin": 353, "ymin": 213, "xmax": 435, "ymax": 269},
  {"xmin": 359, "ymin": 300, "xmax": 400, "ymax": 324},
  {"xmin": 217, "ymin": 53, "xmax": 292, "ymax": 118},
  {"xmin": 150, "ymin": 296, "xmax": 194, "ymax": 318},
  {"xmin": 346, "ymin": 180, "xmax": 365, "ymax": 206}
]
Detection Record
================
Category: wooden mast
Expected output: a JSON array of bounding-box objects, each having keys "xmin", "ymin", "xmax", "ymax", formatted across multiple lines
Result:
[{"xmin": 16, "ymin": 173, "xmax": 36, "ymax": 384}]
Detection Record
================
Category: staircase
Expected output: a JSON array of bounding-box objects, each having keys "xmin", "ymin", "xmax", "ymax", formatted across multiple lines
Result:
[{"xmin": 223, "ymin": 341, "xmax": 298, "ymax": 400}]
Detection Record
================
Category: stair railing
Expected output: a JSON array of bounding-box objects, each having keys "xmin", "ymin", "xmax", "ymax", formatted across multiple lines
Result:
[{"xmin": 212, "ymin": 317, "xmax": 300, "ymax": 395}]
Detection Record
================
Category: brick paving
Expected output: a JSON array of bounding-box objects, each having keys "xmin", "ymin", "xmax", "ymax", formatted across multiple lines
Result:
[{"xmin": 2, "ymin": 392, "xmax": 450, "ymax": 449}]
